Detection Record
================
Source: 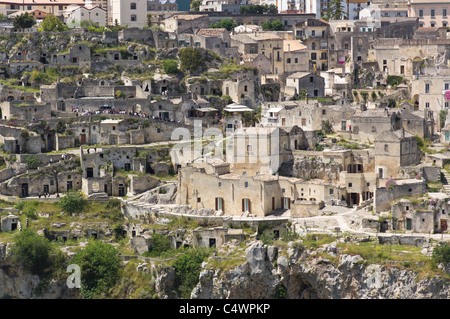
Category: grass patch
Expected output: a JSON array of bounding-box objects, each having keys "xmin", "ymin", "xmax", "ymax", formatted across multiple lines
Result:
[
  {"xmin": 337, "ymin": 241, "xmax": 449, "ymax": 280},
  {"xmin": 108, "ymin": 259, "xmax": 158, "ymax": 299},
  {"xmin": 301, "ymin": 234, "xmax": 336, "ymax": 248},
  {"xmin": 208, "ymin": 256, "xmax": 246, "ymax": 273}
]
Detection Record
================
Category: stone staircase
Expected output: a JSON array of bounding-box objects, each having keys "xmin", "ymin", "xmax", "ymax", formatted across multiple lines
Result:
[{"xmin": 441, "ymin": 169, "xmax": 450, "ymax": 194}]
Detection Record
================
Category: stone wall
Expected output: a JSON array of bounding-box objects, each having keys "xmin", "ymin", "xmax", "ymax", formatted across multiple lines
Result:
[
  {"xmin": 56, "ymin": 134, "xmax": 76, "ymax": 151},
  {"xmin": 378, "ymin": 235, "xmax": 428, "ymax": 247},
  {"xmin": 374, "ymin": 180, "xmax": 427, "ymax": 212},
  {"xmin": 291, "ymin": 200, "xmax": 325, "ymax": 218},
  {"xmin": 399, "ymin": 166, "xmax": 441, "ymax": 182},
  {"xmin": 129, "ymin": 175, "xmax": 160, "ymax": 195}
]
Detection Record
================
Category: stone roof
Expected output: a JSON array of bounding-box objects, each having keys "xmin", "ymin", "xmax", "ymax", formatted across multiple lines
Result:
[
  {"xmin": 205, "ymin": 158, "xmax": 229, "ymax": 167},
  {"xmin": 283, "ymin": 40, "xmax": 306, "ymax": 52},
  {"xmin": 375, "ymin": 128, "xmax": 414, "ymax": 142},
  {"xmin": 218, "ymin": 173, "xmax": 244, "ymax": 180},
  {"xmin": 170, "ymin": 14, "xmax": 208, "ymax": 20},
  {"xmin": 230, "ymin": 34, "xmax": 258, "ymax": 44},
  {"xmin": 245, "ymin": 32, "xmax": 282, "ymax": 41},
  {"xmin": 353, "ymin": 108, "xmax": 389, "ymax": 118},
  {"xmin": 286, "ymin": 71, "xmax": 314, "ymax": 79},
  {"xmin": 196, "ymin": 28, "xmax": 226, "ymax": 37}
]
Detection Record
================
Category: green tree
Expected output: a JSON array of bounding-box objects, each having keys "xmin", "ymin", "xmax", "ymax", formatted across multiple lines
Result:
[
  {"xmin": 56, "ymin": 120, "xmax": 66, "ymax": 134},
  {"xmin": 323, "ymin": 0, "xmax": 346, "ymax": 20},
  {"xmin": 179, "ymin": 47, "xmax": 204, "ymax": 73},
  {"xmin": 162, "ymin": 59, "xmax": 180, "ymax": 74},
  {"xmin": 71, "ymin": 241, "xmax": 122, "ymax": 298},
  {"xmin": 386, "ymin": 75, "xmax": 403, "ymax": 87},
  {"xmin": 13, "ymin": 12, "xmax": 36, "ymax": 29},
  {"xmin": 173, "ymin": 248, "xmax": 211, "ymax": 298},
  {"xmin": 40, "ymin": 14, "xmax": 66, "ymax": 32},
  {"xmin": 190, "ymin": 0, "xmax": 202, "ymax": 11},
  {"xmin": 25, "ymin": 155, "xmax": 41, "ymax": 169},
  {"xmin": 210, "ymin": 18, "xmax": 237, "ymax": 31},
  {"xmin": 266, "ymin": 4, "xmax": 278, "ymax": 13},
  {"xmin": 262, "ymin": 20, "xmax": 284, "ymax": 31},
  {"xmin": 432, "ymin": 243, "xmax": 450, "ymax": 265},
  {"xmin": 10, "ymin": 229, "xmax": 55, "ymax": 275},
  {"xmin": 15, "ymin": 200, "xmax": 40, "ymax": 219},
  {"xmin": 147, "ymin": 233, "xmax": 171, "ymax": 256},
  {"xmin": 58, "ymin": 190, "xmax": 87, "ymax": 214}
]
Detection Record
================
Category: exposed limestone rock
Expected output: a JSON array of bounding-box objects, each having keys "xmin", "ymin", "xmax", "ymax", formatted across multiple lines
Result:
[
  {"xmin": 190, "ymin": 242, "xmax": 450, "ymax": 299},
  {"xmin": 279, "ymin": 158, "xmax": 341, "ymax": 182},
  {"xmin": 0, "ymin": 260, "xmax": 79, "ymax": 299}
]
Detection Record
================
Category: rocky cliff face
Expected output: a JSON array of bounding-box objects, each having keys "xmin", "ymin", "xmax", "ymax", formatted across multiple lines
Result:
[
  {"xmin": 0, "ymin": 260, "xmax": 79, "ymax": 299},
  {"xmin": 0, "ymin": 243, "xmax": 79, "ymax": 299},
  {"xmin": 190, "ymin": 242, "xmax": 450, "ymax": 299}
]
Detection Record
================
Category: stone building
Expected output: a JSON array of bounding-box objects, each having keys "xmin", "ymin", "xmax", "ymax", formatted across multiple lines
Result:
[
  {"xmin": 294, "ymin": 18, "xmax": 329, "ymax": 72},
  {"xmin": 50, "ymin": 43, "xmax": 91, "ymax": 66},
  {"xmin": 285, "ymin": 72, "xmax": 325, "ymax": 98},
  {"xmin": 1, "ymin": 214, "xmax": 19, "ymax": 232},
  {"xmin": 374, "ymin": 128, "xmax": 421, "ymax": 181},
  {"xmin": 351, "ymin": 108, "xmax": 400, "ymax": 143},
  {"xmin": 230, "ymin": 126, "xmax": 296, "ymax": 176},
  {"xmin": 391, "ymin": 198, "xmax": 450, "ymax": 233},
  {"xmin": 399, "ymin": 109, "xmax": 434, "ymax": 140},
  {"xmin": 162, "ymin": 14, "xmax": 210, "ymax": 34},
  {"xmin": 222, "ymin": 68, "xmax": 258, "ymax": 107},
  {"xmin": 177, "ymin": 161, "xmax": 345, "ymax": 217},
  {"xmin": 0, "ymin": 101, "xmax": 51, "ymax": 121},
  {"xmin": 260, "ymin": 100, "xmax": 355, "ymax": 133}
]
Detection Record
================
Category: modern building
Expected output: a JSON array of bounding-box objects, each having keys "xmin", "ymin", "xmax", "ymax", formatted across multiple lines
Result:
[
  {"xmin": 63, "ymin": 5, "xmax": 107, "ymax": 27},
  {"xmin": 199, "ymin": 0, "xmax": 249, "ymax": 14},
  {"xmin": 0, "ymin": 0, "xmax": 84, "ymax": 16},
  {"xmin": 408, "ymin": 0, "xmax": 450, "ymax": 28},
  {"xmin": 109, "ymin": 0, "xmax": 147, "ymax": 27}
]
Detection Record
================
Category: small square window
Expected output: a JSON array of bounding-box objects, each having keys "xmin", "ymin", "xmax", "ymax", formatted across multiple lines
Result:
[{"xmin": 348, "ymin": 183, "xmax": 352, "ymax": 188}]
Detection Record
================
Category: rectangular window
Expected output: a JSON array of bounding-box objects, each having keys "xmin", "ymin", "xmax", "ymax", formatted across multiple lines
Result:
[
  {"xmin": 419, "ymin": 9, "xmax": 424, "ymax": 17},
  {"xmin": 444, "ymin": 8, "xmax": 447, "ymax": 17},
  {"xmin": 431, "ymin": 9, "xmax": 435, "ymax": 17},
  {"xmin": 425, "ymin": 83, "xmax": 430, "ymax": 93}
]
